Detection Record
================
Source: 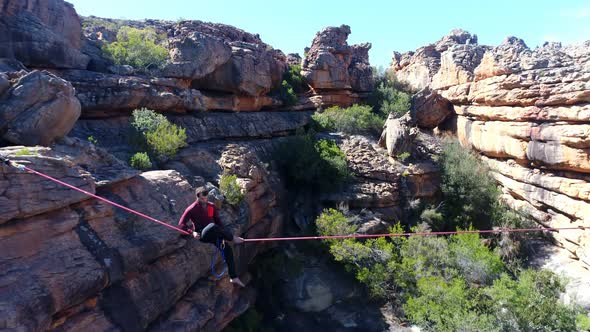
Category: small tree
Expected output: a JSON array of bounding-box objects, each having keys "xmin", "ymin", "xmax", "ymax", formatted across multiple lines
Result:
[
  {"xmin": 145, "ymin": 122, "xmax": 187, "ymax": 161},
  {"xmin": 103, "ymin": 26, "xmax": 168, "ymax": 69},
  {"xmin": 311, "ymin": 105, "xmax": 384, "ymax": 135},
  {"xmin": 129, "ymin": 152, "xmax": 152, "ymax": 170},
  {"xmin": 220, "ymin": 174, "xmax": 244, "ymax": 205}
]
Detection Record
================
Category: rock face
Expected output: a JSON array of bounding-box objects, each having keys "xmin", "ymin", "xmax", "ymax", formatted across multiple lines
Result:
[
  {"xmin": 0, "ymin": 70, "xmax": 81, "ymax": 146},
  {"xmin": 286, "ymin": 53, "xmax": 302, "ymax": 66},
  {"xmin": 389, "ymin": 30, "xmax": 590, "ymax": 268},
  {"xmin": 301, "ymin": 25, "xmax": 374, "ymax": 98},
  {"xmin": 0, "ymin": 0, "xmax": 89, "ymax": 69},
  {"xmin": 0, "ymin": 138, "xmax": 285, "ymax": 331}
]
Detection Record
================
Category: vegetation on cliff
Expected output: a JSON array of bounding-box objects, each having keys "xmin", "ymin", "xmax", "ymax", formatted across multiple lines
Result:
[
  {"xmin": 270, "ymin": 65, "xmax": 307, "ymax": 106},
  {"xmin": 130, "ymin": 108, "xmax": 187, "ymax": 162},
  {"xmin": 312, "ymin": 104, "xmax": 384, "ymax": 135},
  {"xmin": 103, "ymin": 26, "xmax": 169, "ymax": 69},
  {"xmin": 274, "ymin": 131, "xmax": 350, "ymax": 192},
  {"xmin": 311, "ymin": 72, "xmax": 411, "ymax": 136},
  {"xmin": 314, "ymin": 140, "xmax": 583, "ymax": 331},
  {"xmin": 220, "ymin": 174, "xmax": 245, "ymax": 205}
]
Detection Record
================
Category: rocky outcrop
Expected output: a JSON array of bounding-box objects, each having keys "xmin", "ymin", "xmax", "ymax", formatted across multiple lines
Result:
[
  {"xmin": 161, "ymin": 31, "xmax": 232, "ymax": 80},
  {"xmin": 0, "ymin": 0, "xmax": 89, "ymax": 69},
  {"xmin": 301, "ymin": 25, "xmax": 374, "ymax": 101},
  {"xmin": 0, "ymin": 137, "xmax": 285, "ymax": 331},
  {"xmin": 411, "ymin": 88, "xmax": 454, "ymax": 128},
  {"xmin": 0, "ymin": 70, "xmax": 81, "ymax": 146},
  {"xmin": 389, "ymin": 30, "xmax": 590, "ymax": 267},
  {"xmin": 286, "ymin": 53, "xmax": 302, "ymax": 66},
  {"xmin": 391, "ymin": 29, "xmax": 479, "ymax": 91}
]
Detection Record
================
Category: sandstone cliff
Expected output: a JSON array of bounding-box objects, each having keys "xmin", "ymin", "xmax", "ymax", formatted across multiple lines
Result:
[{"xmin": 383, "ymin": 29, "xmax": 590, "ymax": 307}]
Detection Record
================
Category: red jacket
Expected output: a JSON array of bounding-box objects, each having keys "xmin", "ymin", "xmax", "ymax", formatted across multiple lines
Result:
[{"xmin": 178, "ymin": 201, "xmax": 223, "ymax": 233}]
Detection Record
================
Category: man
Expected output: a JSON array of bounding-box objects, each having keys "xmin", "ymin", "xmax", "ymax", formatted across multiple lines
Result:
[{"xmin": 178, "ymin": 186, "xmax": 246, "ymax": 287}]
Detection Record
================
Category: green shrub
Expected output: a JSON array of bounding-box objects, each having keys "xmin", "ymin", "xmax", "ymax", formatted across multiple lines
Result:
[
  {"xmin": 368, "ymin": 70, "xmax": 412, "ymax": 118},
  {"xmin": 87, "ymin": 136, "xmax": 98, "ymax": 145},
  {"xmin": 405, "ymin": 277, "xmax": 498, "ymax": 332},
  {"xmin": 577, "ymin": 314, "xmax": 590, "ymax": 331},
  {"xmin": 130, "ymin": 109, "xmax": 187, "ymax": 161},
  {"xmin": 103, "ymin": 26, "xmax": 168, "ymax": 69},
  {"xmin": 485, "ymin": 270, "xmax": 578, "ymax": 331},
  {"xmin": 14, "ymin": 148, "xmax": 35, "ymax": 156},
  {"xmin": 131, "ymin": 108, "xmax": 167, "ymax": 133},
  {"xmin": 277, "ymin": 80, "xmax": 298, "ymax": 106},
  {"xmin": 270, "ymin": 65, "xmax": 307, "ymax": 106},
  {"xmin": 449, "ymin": 230, "xmax": 504, "ymax": 285},
  {"xmin": 129, "ymin": 152, "xmax": 152, "ymax": 170},
  {"xmin": 440, "ymin": 139, "xmax": 501, "ymax": 230},
  {"xmin": 311, "ymin": 105, "xmax": 385, "ymax": 135},
  {"xmin": 284, "ymin": 65, "xmax": 307, "ymax": 93},
  {"xmin": 274, "ymin": 134, "xmax": 349, "ymax": 192},
  {"xmin": 220, "ymin": 174, "xmax": 244, "ymax": 205},
  {"xmin": 81, "ymin": 16, "xmax": 121, "ymax": 32},
  {"xmin": 145, "ymin": 122, "xmax": 187, "ymax": 161},
  {"xmin": 397, "ymin": 152, "xmax": 411, "ymax": 162},
  {"xmin": 316, "ymin": 208, "xmax": 357, "ymax": 237}
]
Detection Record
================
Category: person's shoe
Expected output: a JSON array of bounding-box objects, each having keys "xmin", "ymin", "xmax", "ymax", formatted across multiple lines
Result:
[{"xmin": 230, "ymin": 277, "xmax": 246, "ymax": 287}]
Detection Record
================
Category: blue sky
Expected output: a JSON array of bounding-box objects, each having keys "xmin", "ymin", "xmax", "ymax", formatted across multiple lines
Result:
[{"xmin": 68, "ymin": 0, "xmax": 590, "ymax": 68}]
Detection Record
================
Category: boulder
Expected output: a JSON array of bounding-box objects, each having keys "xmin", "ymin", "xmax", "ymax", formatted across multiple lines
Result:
[
  {"xmin": 349, "ymin": 43, "xmax": 374, "ymax": 91},
  {"xmin": 411, "ymin": 88, "xmax": 454, "ymax": 128},
  {"xmin": 0, "ymin": 70, "xmax": 81, "ymax": 146},
  {"xmin": 0, "ymin": 0, "xmax": 89, "ymax": 69},
  {"xmin": 161, "ymin": 31, "xmax": 232, "ymax": 79},
  {"xmin": 286, "ymin": 53, "xmax": 302, "ymax": 66},
  {"xmin": 379, "ymin": 113, "xmax": 415, "ymax": 156},
  {"xmin": 302, "ymin": 25, "xmax": 374, "ymax": 92},
  {"xmin": 193, "ymin": 43, "xmax": 286, "ymax": 96}
]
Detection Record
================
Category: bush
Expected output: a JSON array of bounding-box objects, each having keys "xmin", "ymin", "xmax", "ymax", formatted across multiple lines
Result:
[
  {"xmin": 311, "ymin": 105, "xmax": 385, "ymax": 135},
  {"xmin": 370, "ymin": 82, "xmax": 411, "ymax": 118},
  {"xmin": 103, "ymin": 26, "xmax": 168, "ymax": 69},
  {"xmin": 405, "ymin": 277, "xmax": 498, "ymax": 332},
  {"xmin": 369, "ymin": 69, "xmax": 412, "ymax": 118},
  {"xmin": 275, "ymin": 133, "xmax": 349, "ymax": 192},
  {"xmin": 145, "ymin": 122, "xmax": 187, "ymax": 161},
  {"xmin": 220, "ymin": 174, "xmax": 244, "ymax": 205},
  {"xmin": 485, "ymin": 270, "xmax": 578, "ymax": 331},
  {"xmin": 396, "ymin": 152, "xmax": 411, "ymax": 162},
  {"xmin": 131, "ymin": 108, "xmax": 167, "ymax": 133},
  {"xmin": 316, "ymin": 208, "xmax": 357, "ymax": 237},
  {"xmin": 577, "ymin": 314, "xmax": 590, "ymax": 331},
  {"xmin": 440, "ymin": 139, "xmax": 500, "ymax": 230},
  {"xmin": 130, "ymin": 109, "xmax": 188, "ymax": 162},
  {"xmin": 87, "ymin": 136, "xmax": 98, "ymax": 145},
  {"xmin": 270, "ymin": 65, "xmax": 307, "ymax": 106},
  {"xmin": 129, "ymin": 152, "xmax": 152, "ymax": 170},
  {"xmin": 275, "ymin": 80, "xmax": 298, "ymax": 106},
  {"xmin": 284, "ymin": 65, "xmax": 307, "ymax": 93},
  {"xmin": 449, "ymin": 230, "xmax": 504, "ymax": 285},
  {"xmin": 14, "ymin": 148, "xmax": 36, "ymax": 156}
]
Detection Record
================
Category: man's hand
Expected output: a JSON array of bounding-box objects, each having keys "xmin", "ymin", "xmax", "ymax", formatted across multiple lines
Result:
[
  {"xmin": 233, "ymin": 236, "xmax": 245, "ymax": 244},
  {"xmin": 192, "ymin": 232, "xmax": 200, "ymax": 240}
]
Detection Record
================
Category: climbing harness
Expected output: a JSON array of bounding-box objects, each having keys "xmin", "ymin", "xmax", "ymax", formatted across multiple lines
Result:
[
  {"xmin": 2, "ymin": 157, "xmax": 589, "ymax": 243},
  {"xmin": 211, "ymin": 238, "xmax": 227, "ymax": 278}
]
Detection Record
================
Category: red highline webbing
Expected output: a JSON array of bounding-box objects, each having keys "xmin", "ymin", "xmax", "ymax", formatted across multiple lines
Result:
[{"xmin": 8, "ymin": 162, "xmax": 589, "ymax": 242}]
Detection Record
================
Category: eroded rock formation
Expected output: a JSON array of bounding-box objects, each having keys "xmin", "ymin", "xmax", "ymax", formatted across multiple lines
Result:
[
  {"xmin": 388, "ymin": 30, "xmax": 590, "ymax": 272},
  {"xmin": 301, "ymin": 25, "xmax": 374, "ymax": 106}
]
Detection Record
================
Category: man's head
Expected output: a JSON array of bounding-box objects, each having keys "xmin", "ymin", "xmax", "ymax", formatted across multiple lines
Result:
[{"xmin": 195, "ymin": 186, "xmax": 209, "ymax": 203}]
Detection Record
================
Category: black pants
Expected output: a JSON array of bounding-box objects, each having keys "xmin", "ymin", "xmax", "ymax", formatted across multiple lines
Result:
[{"xmin": 200, "ymin": 223, "xmax": 237, "ymax": 278}]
